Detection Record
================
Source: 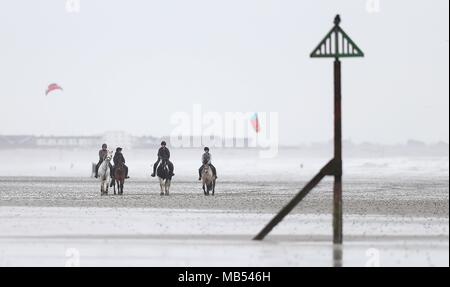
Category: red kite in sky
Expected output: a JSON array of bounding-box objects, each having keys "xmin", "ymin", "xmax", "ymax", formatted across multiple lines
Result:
[
  {"xmin": 250, "ymin": 113, "xmax": 260, "ymax": 133},
  {"xmin": 45, "ymin": 83, "xmax": 63, "ymax": 95}
]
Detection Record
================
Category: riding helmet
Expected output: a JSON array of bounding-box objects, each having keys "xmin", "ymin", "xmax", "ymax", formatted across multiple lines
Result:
[
  {"xmin": 102, "ymin": 143, "xmax": 107, "ymax": 148},
  {"xmin": 116, "ymin": 147, "xmax": 122, "ymax": 152},
  {"xmin": 161, "ymin": 141, "xmax": 167, "ymax": 146},
  {"xmin": 204, "ymin": 147, "xmax": 209, "ymax": 152}
]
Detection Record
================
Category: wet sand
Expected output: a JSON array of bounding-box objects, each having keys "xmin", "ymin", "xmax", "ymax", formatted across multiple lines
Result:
[
  {"xmin": 0, "ymin": 177, "xmax": 448, "ymax": 217},
  {"xmin": 0, "ymin": 176, "xmax": 448, "ymax": 266}
]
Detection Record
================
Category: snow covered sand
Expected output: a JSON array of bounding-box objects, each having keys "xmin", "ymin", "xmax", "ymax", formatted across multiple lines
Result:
[{"xmin": 0, "ymin": 175, "xmax": 448, "ymax": 267}]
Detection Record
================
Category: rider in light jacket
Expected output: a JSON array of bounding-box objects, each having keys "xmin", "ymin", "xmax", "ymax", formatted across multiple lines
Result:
[
  {"xmin": 198, "ymin": 147, "xmax": 217, "ymax": 180},
  {"xmin": 95, "ymin": 143, "xmax": 113, "ymax": 178}
]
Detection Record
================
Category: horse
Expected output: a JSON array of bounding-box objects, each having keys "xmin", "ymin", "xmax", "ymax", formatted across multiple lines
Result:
[
  {"xmin": 156, "ymin": 159, "xmax": 172, "ymax": 196},
  {"xmin": 98, "ymin": 151, "xmax": 113, "ymax": 196},
  {"xmin": 201, "ymin": 163, "xmax": 216, "ymax": 196},
  {"xmin": 112, "ymin": 162, "xmax": 126, "ymax": 195}
]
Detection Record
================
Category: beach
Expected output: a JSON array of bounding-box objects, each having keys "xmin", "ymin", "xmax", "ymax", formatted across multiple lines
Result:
[{"xmin": 0, "ymin": 168, "xmax": 448, "ymax": 266}]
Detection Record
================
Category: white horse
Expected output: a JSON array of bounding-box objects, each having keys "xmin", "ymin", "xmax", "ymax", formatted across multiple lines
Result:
[
  {"xmin": 98, "ymin": 151, "xmax": 113, "ymax": 196},
  {"xmin": 157, "ymin": 160, "xmax": 172, "ymax": 196},
  {"xmin": 201, "ymin": 164, "xmax": 216, "ymax": 196}
]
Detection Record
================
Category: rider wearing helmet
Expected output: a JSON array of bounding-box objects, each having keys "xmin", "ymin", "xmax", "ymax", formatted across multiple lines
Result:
[
  {"xmin": 151, "ymin": 141, "xmax": 174, "ymax": 177},
  {"xmin": 95, "ymin": 143, "xmax": 113, "ymax": 178},
  {"xmin": 112, "ymin": 147, "xmax": 129, "ymax": 179},
  {"xmin": 198, "ymin": 147, "xmax": 217, "ymax": 180}
]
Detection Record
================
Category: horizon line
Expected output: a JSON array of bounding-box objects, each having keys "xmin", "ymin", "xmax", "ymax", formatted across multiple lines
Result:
[{"xmin": 0, "ymin": 133, "xmax": 448, "ymax": 147}]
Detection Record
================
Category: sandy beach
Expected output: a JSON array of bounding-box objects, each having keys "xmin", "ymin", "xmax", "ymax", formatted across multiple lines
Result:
[{"xmin": 0, "ymin": 174, "xmax": 448, "ymax": 267}]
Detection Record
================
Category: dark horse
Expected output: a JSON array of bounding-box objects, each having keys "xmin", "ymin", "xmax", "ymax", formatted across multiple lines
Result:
[
  {"xmin": 157, "ymin": 159, "xmax": 173, "ymax": 196},
  {"xmin": 112, "ymin": 162, "xmax": 126, "ymax": 195}
]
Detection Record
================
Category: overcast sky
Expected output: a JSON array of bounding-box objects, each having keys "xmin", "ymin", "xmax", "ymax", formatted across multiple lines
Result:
[{"xmin": 0, "ymin": 0, "xmax": 448, "ymax": 144}]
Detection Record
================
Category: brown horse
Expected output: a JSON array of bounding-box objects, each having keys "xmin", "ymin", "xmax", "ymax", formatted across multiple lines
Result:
[
  {"xmin": 201, "ymin": 163, "xmax": 216, "ymax": 196},
  {"xmin": 113, "ymin": 163, "xmax": 126, "ymax": 195}
]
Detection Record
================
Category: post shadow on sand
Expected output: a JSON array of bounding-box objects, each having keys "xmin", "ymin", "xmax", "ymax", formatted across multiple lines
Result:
[{"xmin": 253, "ymin": 15, "xmax": 364, "ymax": 267}]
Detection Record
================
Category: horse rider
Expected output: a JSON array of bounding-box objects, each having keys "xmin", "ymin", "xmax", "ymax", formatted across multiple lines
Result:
[
  {"xmin": 151, "ymin": 141, "xmax": 174, "ymax": 177},
  {"xmin": 95, "ymin": 143, "xmax": 113, "ymax": 178},
  {"xmin": 112, "ymin": 147, "xmax": 130, "ymax": 179},
  {"xmin": 198, "ymin": 147, "xmax": 217, "ymax": 180}
]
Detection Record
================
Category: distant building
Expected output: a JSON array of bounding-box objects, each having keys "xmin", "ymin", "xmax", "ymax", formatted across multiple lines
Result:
[
  {"xmin": 0, "ymin": 134, "xmax": 255, "ymax": 149},
  {"xmin": 102, "ymin": 131, "xmax": 133, "ymax": 150},
  {"xmin": 35, "ymin": 136, "xmax": 102, "ymax": 148},
  {"xmin": 0, "ymin": 133, "xmax": 160, "ymax": 149},
  {"xmin": 0, "ymin": 135, "xmax": 36, "ymax": 148},
  {"xmin": 164, "ymin": 136, "xmax": 253, "ymax": 149}
]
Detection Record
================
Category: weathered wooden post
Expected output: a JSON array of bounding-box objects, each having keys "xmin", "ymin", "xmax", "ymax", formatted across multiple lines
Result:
[{"xmin": 254, "ymin": 15, "xmax": 364, "ymax": 254}]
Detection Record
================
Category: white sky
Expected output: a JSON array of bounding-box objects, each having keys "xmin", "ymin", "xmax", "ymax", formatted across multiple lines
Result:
[{"xmin": 0, "ymin": 0, "xmax": 448, "ymax": 144}]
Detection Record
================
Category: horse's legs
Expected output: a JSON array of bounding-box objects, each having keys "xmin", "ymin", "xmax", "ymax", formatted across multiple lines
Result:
[
  {"xmin": 159, "ymin": 178, "xmax": 164, "ymax": 195},
  {"xmin": 212, "ymin": 180, "xmax": 215, "ymax": 196},
  {"xmin": 165, "ymin": 180, "xmax": 170, "ymax": 196},
  {"xmin": 206, "ymin": 182, "xmax": 211, "ymax": 196},
  {"xmin": 101, "ymin": 179, "xmax": 105, "ymax": 196}
]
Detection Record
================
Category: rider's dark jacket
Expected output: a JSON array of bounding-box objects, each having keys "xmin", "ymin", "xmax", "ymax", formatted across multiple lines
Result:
[
  {"xmin": 113, "ymin": 152, "xmax": 126, "ymax": 166},
  {"xmin": 157, "ymin": 147, "xmax": 170, "ymax": 160}
]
